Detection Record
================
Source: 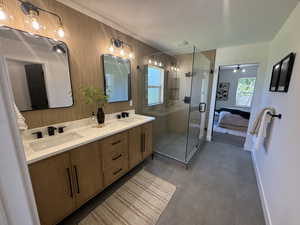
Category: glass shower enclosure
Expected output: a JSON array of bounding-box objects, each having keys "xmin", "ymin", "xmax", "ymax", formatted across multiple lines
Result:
[{"xmin": 138, "ymin": 47, "xmax": 211, "ymax": 165}]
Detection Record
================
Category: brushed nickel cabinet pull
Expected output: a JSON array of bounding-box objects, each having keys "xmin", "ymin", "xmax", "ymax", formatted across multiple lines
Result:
[
  {"xmin": 113, "ymin": 168, "xmax": 122, "ymax": 175},
  {"xmin": 66, "ymin": 168, "xmax": 73, "ymax": 198},
  {"xmin": 112, "ymin": 140, "xmax": 121, "ymax": 146},
  {"xmin": 112, "ymin": 154, "xmax": 122, "ymax": 161},
  {"xmin": 74, "ymin": 165, "xmax": 80, "ymax": 194}
]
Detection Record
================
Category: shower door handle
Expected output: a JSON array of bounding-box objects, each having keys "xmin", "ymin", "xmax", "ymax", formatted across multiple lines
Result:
[{"xmin": 199, "ymin": 103, "xmax": 206, "ymax": 113}]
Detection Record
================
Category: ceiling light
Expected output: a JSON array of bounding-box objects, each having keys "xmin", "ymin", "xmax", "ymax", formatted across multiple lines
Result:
[
  {"xmin": 120, "ymin": 49, "xmax": 125, "ymax": 56},
  {"xmin": 0, "ymin": 5, "xmax": 7, "ymax": 21}
]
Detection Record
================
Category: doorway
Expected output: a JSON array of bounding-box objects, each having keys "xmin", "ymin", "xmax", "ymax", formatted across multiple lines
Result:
[{"xmin": 212, "ymin": 64, "xmax": 259, "ymax": 148}]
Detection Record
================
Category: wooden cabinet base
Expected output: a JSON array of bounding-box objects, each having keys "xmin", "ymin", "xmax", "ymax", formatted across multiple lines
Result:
[{"xmin": 29, "ymin": 122, "xmax": 152, "ymax": 225}]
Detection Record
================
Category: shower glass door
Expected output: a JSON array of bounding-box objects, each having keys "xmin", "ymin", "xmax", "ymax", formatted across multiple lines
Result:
[
  {"xmin": 185, "ymin": 49, "xmax": 211, "ymax": 162},
  {"xmin": 138, "ymin": 47, "xmax": 211, "ymax": 164}
]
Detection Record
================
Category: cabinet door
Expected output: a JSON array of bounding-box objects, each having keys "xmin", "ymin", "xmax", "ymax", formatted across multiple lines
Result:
[
  {"xmin": 142, "ymin": 122, "xmax": 153, "ymax": 159},
  {"xmin": 29, "ymin": 152, "xmax": 75, "ymax": 225},
  {"xmin": 70, "ymin": 142, "xmax": 103, "ymax": 207},
  {"xmin": 128, "ymin": 126, "xmax": 143, "ymax": 169}
]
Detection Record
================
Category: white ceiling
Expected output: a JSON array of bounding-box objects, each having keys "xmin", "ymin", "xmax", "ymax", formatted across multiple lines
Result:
[{"xmin": 58, "ymin": 0, "xmax": 299, "ymax": 53}]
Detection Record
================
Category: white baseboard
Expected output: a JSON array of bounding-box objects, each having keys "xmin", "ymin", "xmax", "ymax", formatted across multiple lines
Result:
[
  {"xmin": 251, "ymin": 152, "xmax": 272, "ymax": 225},
  {"xmin": 206, "ymin": 135, "xmax": 212, "ymax": 142},
  {"xmin": 243, "ymin": 143, "xmax": 253, "ymax": 151}
]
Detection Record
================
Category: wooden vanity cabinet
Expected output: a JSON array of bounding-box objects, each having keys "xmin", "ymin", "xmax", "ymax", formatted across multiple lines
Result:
[
  {"xmin": 142, "ymin": 122, "xmax": 153, "ymax": 159},
  {"xmin": 29, "ymin": 122, "xmax": 153, "ymax": 225},
  {"xmin": 128, "ymin": 122, "xmax": 153, "ymax": 169},
  {"xmin": 100, "ymin": 131, "xmax": 129, "ymax": 187},
  {"xmin": 29, "ymin": 142, "xmax": 103, "ymax": 225},
  {"xmin": 29, "ymin": 152, "xmax": 75, "ymax": 225},
  {"xmin": 69, "ymin": 142, "xmax": 103, "ymax": 207}
]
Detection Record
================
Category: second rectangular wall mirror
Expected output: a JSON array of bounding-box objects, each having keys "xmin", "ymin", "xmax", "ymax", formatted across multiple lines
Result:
[
  {"xmin": 0, "ymin": 26, "xmax": 73, "ymax": 112},
  {"xmin": 102, "ymin": 54, "xmax": 131, "ymax": 103}
]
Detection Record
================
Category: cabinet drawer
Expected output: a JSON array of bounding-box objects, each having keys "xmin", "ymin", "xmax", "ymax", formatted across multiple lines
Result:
[
  {"xmin": 104, "ymin": 155, "xmax": 128, "ymax": 187},
  {"xmin": 101, "ymin": 132, "xmax": 128, "ymax": 170}
]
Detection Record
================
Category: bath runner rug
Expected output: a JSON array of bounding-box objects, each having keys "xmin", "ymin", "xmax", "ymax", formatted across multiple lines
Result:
[{"xmin": 79, "ymin": 170, "xmax": 176, "ymax": 225}]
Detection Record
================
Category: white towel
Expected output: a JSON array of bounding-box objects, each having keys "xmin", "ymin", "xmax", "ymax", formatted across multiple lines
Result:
[
  {"xmin": 252, "ymin": 109, "xmax": 273, "ymax": 151},
  {"xmin": 13, "ymin": 103, "xmax": 28, "ymax": 131}
]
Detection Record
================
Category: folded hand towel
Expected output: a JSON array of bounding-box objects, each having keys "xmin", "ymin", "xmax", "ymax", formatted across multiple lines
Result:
[
  {"xmin": 251, "ymin": 108, "xmax": 275, "ymax": 150},
  {"xmin": 250, "ymin": 107, "xmax": 275, "ymax": 135}
]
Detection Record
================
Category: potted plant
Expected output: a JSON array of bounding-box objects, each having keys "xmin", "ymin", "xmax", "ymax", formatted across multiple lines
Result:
[{"xmin": 82, "ymin": 87, "xmax": 109, "ymax": 125}]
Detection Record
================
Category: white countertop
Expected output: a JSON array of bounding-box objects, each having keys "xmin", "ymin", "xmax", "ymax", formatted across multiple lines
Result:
[{"xmin": 23, "ymin": 114, "xmax": 155, "ymax": 164}]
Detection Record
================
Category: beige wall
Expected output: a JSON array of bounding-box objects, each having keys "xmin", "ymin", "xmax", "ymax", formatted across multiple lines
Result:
[{"xmin": 2, "ymin": 0, "xmax": 170, "ymax": 128}]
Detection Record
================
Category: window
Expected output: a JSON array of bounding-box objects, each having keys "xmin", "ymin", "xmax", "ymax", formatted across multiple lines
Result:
[
  {"xmin": 236, "ymin": 77, "xmax": 256, "ymax": 107},
  {"xmin": 147, "ymin": 66, "xmax": 164, "ymax": 106}
]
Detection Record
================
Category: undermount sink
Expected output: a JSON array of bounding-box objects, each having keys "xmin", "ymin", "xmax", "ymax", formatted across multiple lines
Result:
[{"xmin": 30, "ymin": 132, "xmax": 83, "ymax": 152}]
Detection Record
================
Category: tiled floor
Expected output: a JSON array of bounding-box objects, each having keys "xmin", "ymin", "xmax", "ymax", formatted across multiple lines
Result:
[{"xmin": 60, "ymin": 140, "xmax": 265, "ymax": 225}]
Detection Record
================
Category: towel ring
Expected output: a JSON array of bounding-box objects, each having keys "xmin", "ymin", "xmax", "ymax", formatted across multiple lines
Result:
[{"xmin": 267, "ymin": 112, "xmax": 282, "ymax": 119}]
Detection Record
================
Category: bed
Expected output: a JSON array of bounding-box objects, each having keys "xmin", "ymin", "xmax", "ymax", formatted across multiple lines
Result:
[{"xmin": 213, "ymin": 108, "xmax": 250, "ymax": 137}]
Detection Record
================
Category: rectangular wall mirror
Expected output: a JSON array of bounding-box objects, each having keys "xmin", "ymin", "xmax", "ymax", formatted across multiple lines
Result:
[
  {"xmin": 102, "ymin": 54, "xmax": 131, "ymax": 103},
  {"xmin": 0, "ymin": 26, "xmax": 73, "ymax": 111}
]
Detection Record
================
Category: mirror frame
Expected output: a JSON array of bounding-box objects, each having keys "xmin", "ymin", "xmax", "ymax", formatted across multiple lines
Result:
[
  {"xmin": 0, "ymin": 26, "xmax": 74, "ymax": 112},
  {"xmin": 102, "ymin": 54, "xmax": 132, "ymax": 103}
]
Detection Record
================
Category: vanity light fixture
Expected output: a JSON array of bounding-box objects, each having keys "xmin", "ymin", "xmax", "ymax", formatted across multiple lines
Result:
[
  {"xmin": 154, "ymin": 61, "xmax": 158, "ymax": 66},
  {"xmin": 108, "ymin": 45, "xmax": 114, "ymax": 53},
  {"xmin": 148, "ymin": 59, "xmax": 152, "ymax": 64},
  {"xmin": 120, "ymin": 48, "xmax": 125, "ymax": 56},
  {"xmin": 18, "ymin": 0, "xmax": 65, "ymax": 37},
  {"xmin": 242, "ymin": 68, "xmax": 246, "ymax": 73},
  {"xmin": 0, "ymin": 1, "xmax": 7, "ymax": 21},
  {"xmin": 159, "ymin": 62, "xmax": 162, "ymax": 67},
  {"xmin": 109, "ymin": 38, "xmax": 134, "ymax": 59}
]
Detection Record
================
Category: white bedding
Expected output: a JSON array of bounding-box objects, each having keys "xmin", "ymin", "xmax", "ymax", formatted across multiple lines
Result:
[{"xmin": 214, "ymin": 111, "xmax": 247, "ymax": 137}]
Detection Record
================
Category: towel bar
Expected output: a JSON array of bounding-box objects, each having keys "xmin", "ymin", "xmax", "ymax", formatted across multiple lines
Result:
[{"xmin": 267, "ymin": 112, "xmax": 282, "ymax": 119}]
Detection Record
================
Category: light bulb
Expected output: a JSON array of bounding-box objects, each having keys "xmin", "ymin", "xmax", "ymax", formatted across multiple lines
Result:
[
  {"xmin": 31, "ymin": 17, "xmax": 40, "ymax": 30},
  {"xmin": 0, "ymin": 7, "xmax": 7, "ymax": 21},
  {"xmin": 233, "ymin": 69, "xmax": 237, "ymax": 73},
  {"xmin": 159, "ymin": 62, "xmax": 162, "ymax": 67},
  {"xmin": 154, "ymin": 61, "xmax": 157, "ymax": 66},
  {"xmin": 148, "ymin": 59, "xmax": 152, "ymax": 64},
  {"xmin": 120, "ymin": 49, "xmax": 125, "ymax": 56},
  {"xmin": 57, "ymin": 26, "xmax": 65, "ymax": 38},
  {"xmin": 177, "ymin": 68, "xmax": 180, "ymax": 71},
  {"xmin": 242, "ymin": 68, "xmax": 246, "ymax": 73},
  {"xmin": 108, "ymin": 45, "xmax": 114, "ymax": 53},
  {"xmin": 128, "ymin": 52, "xmax": 134, "ymax": 59},
  {"xmin": 171, "ymin": 67, "xmax": 174, "ymax": 70}
]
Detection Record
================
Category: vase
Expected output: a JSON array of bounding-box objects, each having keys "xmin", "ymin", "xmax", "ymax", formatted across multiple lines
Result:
[{"xmin": 97, "ymin": 107, "xmax": 105, "ymax": 124}]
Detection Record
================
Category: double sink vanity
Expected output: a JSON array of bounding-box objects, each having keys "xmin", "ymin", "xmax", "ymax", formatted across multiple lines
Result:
[
  {"xmin": 22, "ymin": 112, "xmax": 154, "ymax": 225},
  {"xmin": 0, "ymin": 26, "xmax": 156, "ymax": 225}
]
